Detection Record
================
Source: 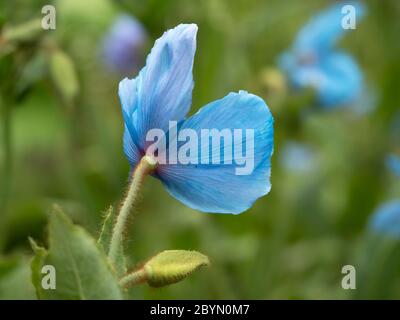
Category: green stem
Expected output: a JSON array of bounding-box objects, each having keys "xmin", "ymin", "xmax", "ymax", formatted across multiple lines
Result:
[
  {"xmin": 108, "ymin": 155, "xmax": 157, "ymax": 264},
  {"xmin": 0, "ymin": 96, "xmax": 12, "ymax": 251},
  {"xmin": 119, "ymin": 268, "xmax": 147, "ymax": 287},
  {"xmin": 0, "ymin": 98, "xmax": 12, "ymax": 208}
]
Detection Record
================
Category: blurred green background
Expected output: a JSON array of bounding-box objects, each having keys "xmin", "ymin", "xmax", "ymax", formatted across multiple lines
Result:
[{"xmin": 0, "ymin": 0, "xmax": 400, "ymax": 299}]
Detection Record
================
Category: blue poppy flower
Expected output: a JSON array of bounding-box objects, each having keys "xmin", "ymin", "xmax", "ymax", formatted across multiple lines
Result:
[
  {"xmin": 368, "ymin": 200, "xmax": 400, "ymax": 239},
  {"xmin": 278, "ymin": 1, "xmax": 366, "ymax": 108},
  {"xmin": 119, "ymin": 24, "xmax": 274, "ymax": 214},
  {"xmin": 386, "ymin": 154, "xmax": 400, "ymax": 177},
  {"xmin": 102, "ymin": 15, "xmax": 147, "ymax": 75}
]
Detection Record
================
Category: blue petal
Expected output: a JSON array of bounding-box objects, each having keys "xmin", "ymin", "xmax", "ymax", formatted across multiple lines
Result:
[
  {"xmin": 280, "ymin": 52, "xmax": 362, "ymax": 107},
  {"xmin": 317, "ymin": 52, "xmax": 362, "ymax": 107},
  {"xmin": 369, "ymin": 200, "xmax": 400, "ymax": 239},
  {"xmin": 119, "ymin": 76, "xmax": 138, "ymax": 118},
  {"xmin": 155, "ymin": 91, "xmax": 274, "ymax": 214},
  {"xmin": 294, "ymin": 1, "xmax": 366, "ymax": 56},
  {"xmin": 123, "ymin": 126, "xmax": 141, "ymax": 166},
  {"xmin": 119, "ymin": 78, "xmax": 141, "ymax": 164},
  {"xmin": 386, "ymin": 154, "xmax": 400, "ymax": 178},
  {"xmin": 119, "ymin": 24, "xmax": 197, "ymax": 164}
]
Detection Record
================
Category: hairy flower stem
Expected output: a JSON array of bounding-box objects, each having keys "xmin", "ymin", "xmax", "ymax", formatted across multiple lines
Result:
[
  {"xmin": 108, "ymin": 155, "xmax": 157, "ymax": 265},
  {"xmin": 119, "ymin": 268, "xmax": 147, "ymax": 287}
]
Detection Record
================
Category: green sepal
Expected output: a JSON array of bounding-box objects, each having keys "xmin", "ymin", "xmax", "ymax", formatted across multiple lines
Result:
[{"xmin": 142, "ymin": 250, "xmax": 210, "ymax": 288}]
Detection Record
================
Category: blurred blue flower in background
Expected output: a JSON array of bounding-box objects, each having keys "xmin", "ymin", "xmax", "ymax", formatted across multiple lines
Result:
[
  {"xmin": 389, "ymin": 111, "xmax": 400, "ymax": 143},
  {"xmin": 119, "ymin": 24, "xmax": 274, "ymax": 214},
  {"xmin": 369, "ymin": 200, "xmax": 400, "ymax": 239},
  {"xmin": 386, "ymin": 153, "xmax": 400, "ymax": 177},
  {"xmin": 102, "ymin": 15, "xmax": 148, "ymax": 75},
  {"xmin": 278, "ymin": 1, "xmax": 366, "ymax": 108},
  {"xmin": 280, "ymin": 141, "xmax": 316, "ymax": 172}
]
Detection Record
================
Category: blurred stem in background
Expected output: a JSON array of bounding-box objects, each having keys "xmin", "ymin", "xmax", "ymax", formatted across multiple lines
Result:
[
  {"xmin": 355, "ymin": 232, "xmax": 400, "ymax": 299},
  {"xmin": 0, "ymin": 16, "xmax": 44, "ymax": 252},
  {"xmin": 0, "ymin": 95, "xmax": 13, "ymax": 251},
  {"xmin": 47, "ymin": 42, "xmax": 103, "ymax": 226}
]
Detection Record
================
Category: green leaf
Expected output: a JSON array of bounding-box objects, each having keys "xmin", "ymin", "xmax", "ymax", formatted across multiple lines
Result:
[
  {"xmin": 0, "ymin": 255, "xmax": 36, "ymax": 299},
  {"xmin": 142, "ymin": 250, "xmax": 210, "ymax": 288},
  {"xmin": 49, "ymin": 50, "xmax": 79, "ymax": 104},
  {"xmin": 3, "ymin": 19, "xmax": 43, "ymax": 44},
  {"xmin": 30, "ymin": 206, "xmax": 123, "ymax": 300},
  {"xmin": 97, "ymin": 206, "xmax": 114, "ymax": 251},
  {"xmin": 97, "ymin": 206, "xmax": 127, "ymax": 276},
  {"xmin": 29, "ymin": 237, "xmax": 48, "ymax": 298}
]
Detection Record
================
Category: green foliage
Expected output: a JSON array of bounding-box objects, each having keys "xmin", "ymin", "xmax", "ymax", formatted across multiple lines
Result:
[
  {"xmin": 0, "ymin": 0, "xmax": 400, "ymax": 299},
  {"xmin": 0, "ymin": 256, "xmax": 36, "ymax": 299},
  {"xmin": 2, "ymin": 19, "xmax": 43, "ymax": 44},
  {"xmin": 356, "ymin": 234, "xmax": 400, "ymax": 299},
  {"xmin": 30, "ymin": 206, "xmax": 123, "ymax": 300},
  {"xmin": 49, "ymin": 50, "xmax": 79, "ymax": 105}
]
